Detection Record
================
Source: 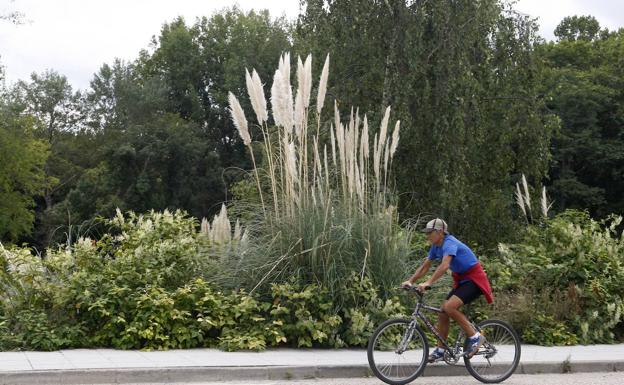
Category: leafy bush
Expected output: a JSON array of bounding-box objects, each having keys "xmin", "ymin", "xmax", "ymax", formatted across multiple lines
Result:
[
  {"xmin": 489, "ymin": 210, "xmax": 624, "ymax": 343},
  {"xmin": 339, "ymin": 272, "xmax": 406, "ymax": 346},
  {"xmin": 522, "ymin": 312, "xmax": 578, "ymax": 346},
  {"xmin": 269, "ymin": 281, "xmax": 342, "ymax": 348},
  {"xmin": 0, "ymin": 212, "xmax": 408, "ymax": 351}
]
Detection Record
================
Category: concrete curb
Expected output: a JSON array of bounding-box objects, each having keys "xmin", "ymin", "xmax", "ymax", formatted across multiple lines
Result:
[{"xmin": 0, "ymin": 361, "xmax": 622, "ymax": 384}]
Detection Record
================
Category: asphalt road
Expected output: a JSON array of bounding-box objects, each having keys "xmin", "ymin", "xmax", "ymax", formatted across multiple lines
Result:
[{"xmin": 70, "ymin": 372, "xmax": 624, "ymax": 385}]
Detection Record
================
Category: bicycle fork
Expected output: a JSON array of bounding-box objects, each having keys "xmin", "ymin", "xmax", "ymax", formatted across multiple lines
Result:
[{"xmin": 395, "ymin": 321, "xmax": 417, "ymax": 354}]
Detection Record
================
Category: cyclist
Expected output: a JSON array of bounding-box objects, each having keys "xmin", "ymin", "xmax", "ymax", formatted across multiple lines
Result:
[{"xmin": 401, "ymin": 218, "xmax": 493, "ymax": 362}]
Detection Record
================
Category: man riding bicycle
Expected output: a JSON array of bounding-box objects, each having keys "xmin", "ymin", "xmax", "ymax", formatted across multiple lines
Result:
[{"xmin": 402, "ymin": 218, "xmax": 493, "ymax": 362}]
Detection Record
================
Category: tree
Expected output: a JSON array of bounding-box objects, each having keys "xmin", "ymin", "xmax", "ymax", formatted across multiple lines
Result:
[
  {"xmin": 0, "ymin": 108, "xmax": 48, "ymax": 241},
  {"xmin": 539, "ymin": 20, "xmax": 624, "ymax": 217},
  {"xmin": 296, "ymin": 0, "xmax": 555, "ymax": 246},
  {"xmin": 12, "ymin": 70, "xmax": 83, "ymax": 210},
  {"xmin": 554, "ymin": 15, "xmax": 601, "ymax": 42},
  {"xmin": 135, "ymin": 8, "xmax": 292, "ymax": 212}
]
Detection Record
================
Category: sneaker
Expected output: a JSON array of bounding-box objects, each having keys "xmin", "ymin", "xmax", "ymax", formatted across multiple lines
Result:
[
  {"xmin": 465, "ymin": 335, "xmax": 485, "ymax": 358},
  {"xmin": 428, "ymin": 348, "xmax": 445, "ymax": 363}
]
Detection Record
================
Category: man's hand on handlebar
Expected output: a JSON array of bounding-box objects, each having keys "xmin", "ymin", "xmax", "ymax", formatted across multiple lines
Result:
[
  {"xmin": 400, "ymin": 281, "xmax": 431, "ymax": 293},
  {"xmin": 416, "ymin": 283, "xmax": 431, "ymax": 293}
]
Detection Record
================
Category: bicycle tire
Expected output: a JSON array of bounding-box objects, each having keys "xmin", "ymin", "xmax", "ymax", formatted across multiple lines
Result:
[
  {"xmin": 464, "ymin": 319, "xmax": 521, "ymax": 383},
  {"xmin": 367, "ymin": 318, "xmax": 429, "ymax": 385}
]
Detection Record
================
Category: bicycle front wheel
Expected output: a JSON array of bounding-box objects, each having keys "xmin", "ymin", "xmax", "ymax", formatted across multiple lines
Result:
[
  {"xmin": 464, "ymin": 319, "xmax": 521, "ymax": 383},
  {"xmin": 367, "ymin": 318, "xmax": 429, "ymax": 385}
]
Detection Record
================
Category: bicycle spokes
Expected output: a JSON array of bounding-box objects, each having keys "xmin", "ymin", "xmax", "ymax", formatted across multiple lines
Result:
[
  {"xmin": 368, "ymin": 318, "xmax": 429, "ymax": 385},
  {"xmin": 464, "ymin": 320, "xmax": 521, "ymax": 383}
]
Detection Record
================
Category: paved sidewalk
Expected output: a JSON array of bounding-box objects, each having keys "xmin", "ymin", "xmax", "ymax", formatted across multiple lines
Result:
[{"xmin": 0, "ymin": 344, "xmax": 623, "ymax": 384}]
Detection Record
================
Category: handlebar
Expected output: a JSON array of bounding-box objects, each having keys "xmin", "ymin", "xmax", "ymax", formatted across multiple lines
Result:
[{"xmin": 397, "ymin": 285, "xmax": 432, "ymax": 295}]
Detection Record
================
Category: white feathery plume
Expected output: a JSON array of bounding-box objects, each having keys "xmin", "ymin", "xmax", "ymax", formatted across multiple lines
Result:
[
  {"xmin": 316, "ymin": 54, "xmax": 330, "ymax": 114},
  {"xmin": 314, "ymin": 137, "xmax": 323, "ymax": 177},
  {"xmin": 303, "ymin": 54, "xmax": 312, "ymax": 108},
  {"xmin": 383, "ymin": 140, "xmax": 390, "ymax": 180},
  {"xmin": 270, "ymin": 53, "xmax": 293, "ymax": 131},
  {"xmin": 287, "ymin": 141, "xmax": 298, "ymax": 184},
  {"xmin": 373, "ymin": 133, "xmax": 380, "ymax": 182},
  {"xmin": 346, "ymin": 125, "xmax": 355, "ymax": 196},
  {"xmin": 390, "ymin": 120, "xmax": 400, "ymax": 158},
  {"xmin": 234, "ymin": 219, "xmax": 242, "ymax": 241},
  {"xmin": 294, "ymin": 88, "xmax": 305, "ymax": 138},
  {"xmin": 373, "ymin": 108, "xmax": 391, "ymax": 186},
  {"xmin": 377, "ymin": 106, "xmax": 391, "ymax": 155},
  {"xmin": 324, "ymin": 145, "xmax": 330, "ymax": 191},
  {"xmin": 521, "ymin": 174, "xmax": 531, "ymax": 212},
  {"xmin": 337, "ymin": 122, "xmax": 346, "ymax": 178},
  {"xmin": 330, "ymin": 123, "xmax": 337, "ymax": 166},
  {"xmin": 541, "ymin": 186, "xmax": 553, "ymax": 218},
  {"xmin": 270, "ymin": 69, "xmax": 283, "ymax": 126},
  {"xmin": 200, "ymin": 217, "xmax": 210, "ymax": 235},
  {"xmin": 212, "ymin": 204, "xmax": 232, "ymax": 244},
  {"xmin": 240, "ymin": 229, "xmax": 249, "ymax": 245},
  {"xmin": 252, "ymin": 69, "xmax": 268, "ymax": 123},
  {"xmin": 245, "ymin": 68, "xmax": 262, "ymax": 125},
  {"xmin": 361, "ymin": 115, "xmax": 369, "ymax": 159},
  {"xmin": 281, "ymin": 52, "xmax": 293, "ymax": 129},
  {"xmin": 297, "ymin": 55, "xmax": 304, "ymax": 100},
  {"xmin": 355, "ymin": 162, "xmax": 363, "ymax": 205},
  {"xmin": 515, "ymin": 182, "xmax": 527, "ymax": 218},
  {"xmin": 334, "ymin": 100, "xmax": 341, "ymax": 140},
  {"xmin": 228, "ymin": 92, "xmax": 251, "ymax": 146}
]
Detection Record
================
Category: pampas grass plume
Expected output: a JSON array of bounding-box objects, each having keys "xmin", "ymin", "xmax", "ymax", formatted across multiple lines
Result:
[
  {"xmin": 390, "ymin": 120, "xmax": 400, "ymax": 158},
  {"xmin": 317, "ymin": 54, "xmax": 330, "ymax": 114},
  {"xmin": 228, "ymin": 91, "xmax": 251, "ymax": 146}
]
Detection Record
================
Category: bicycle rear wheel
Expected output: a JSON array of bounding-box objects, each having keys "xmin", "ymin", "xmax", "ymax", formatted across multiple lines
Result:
[
  {"xmin": 367, "ymin": 318, "xmax": 429, "ymax": 385},
  {"xmin": 464, "ymin": 319, "xmax": 521, "ymax": 383}
]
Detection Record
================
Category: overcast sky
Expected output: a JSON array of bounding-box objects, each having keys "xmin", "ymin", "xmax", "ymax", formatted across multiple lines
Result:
[{"xmin": 1, "ymin": 0, "xmax": 622, "ymax": 91}]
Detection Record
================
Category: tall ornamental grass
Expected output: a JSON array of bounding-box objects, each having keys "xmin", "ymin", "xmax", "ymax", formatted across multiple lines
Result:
[{"xmin": 224, "ymin": 53, "xmax": 415, "ymax": 301}]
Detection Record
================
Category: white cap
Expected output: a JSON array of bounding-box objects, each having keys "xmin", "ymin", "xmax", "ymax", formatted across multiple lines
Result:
[{"xmin": 421, "ymin": 218, "xmax": 448, "ymax": 234}]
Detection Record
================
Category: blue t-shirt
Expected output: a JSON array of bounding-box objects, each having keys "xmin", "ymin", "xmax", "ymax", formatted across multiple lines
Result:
[{"xmin": 428, "ymin": 235, "xmax": 478, "ymax": 274}]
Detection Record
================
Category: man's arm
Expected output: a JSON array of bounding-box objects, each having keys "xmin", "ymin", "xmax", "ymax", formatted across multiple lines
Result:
[
  {"xmin": 402, "ymin": 258, "xmax": 433, "ymax": 286},
  {"xmin": 420, "ymin": 255, "xmax": 452, "ymax": 288}
]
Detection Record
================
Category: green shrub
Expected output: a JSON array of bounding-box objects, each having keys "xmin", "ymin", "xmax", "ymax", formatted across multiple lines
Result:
[
  {"xmin": 269, "ymin": 281, "xmax": 342, "ymax": 348},
  {"xmin": 339, "ymin": 272, "xmax": 406, "ymax": 346},
  {"xmin": 522, "ymin": 312, "xmax": 578, "ymax": 346},
  {"xmin": 491, "ymin": 210, "xmax": 624, "ymax": 343}
]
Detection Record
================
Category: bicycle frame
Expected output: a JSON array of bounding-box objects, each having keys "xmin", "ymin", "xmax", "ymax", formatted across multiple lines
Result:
[{"xmin": 407, "ymin": 290, "xmax": 476, "ymax": 362}]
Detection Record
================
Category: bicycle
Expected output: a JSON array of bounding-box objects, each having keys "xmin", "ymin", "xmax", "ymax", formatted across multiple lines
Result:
[{"xmin": 367, "ymin": 286, "xmax": 521, "ymax": 384}]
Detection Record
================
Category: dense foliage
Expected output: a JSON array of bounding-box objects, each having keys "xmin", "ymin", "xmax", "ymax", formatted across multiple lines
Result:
[
  {"xmin": 0, "ymin": 210, "xmax": 407, "ymax": 351},
  {"xmin": 539, "ymin": 17, "xmax": 624, "ymax": 218},
  {"xmin": 0, "ymin": 1, "xmax": 623, "ymax": 350},
  {"xmin": 486, "ymin": 210, "xmax": 624, "ymax": 344}
]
